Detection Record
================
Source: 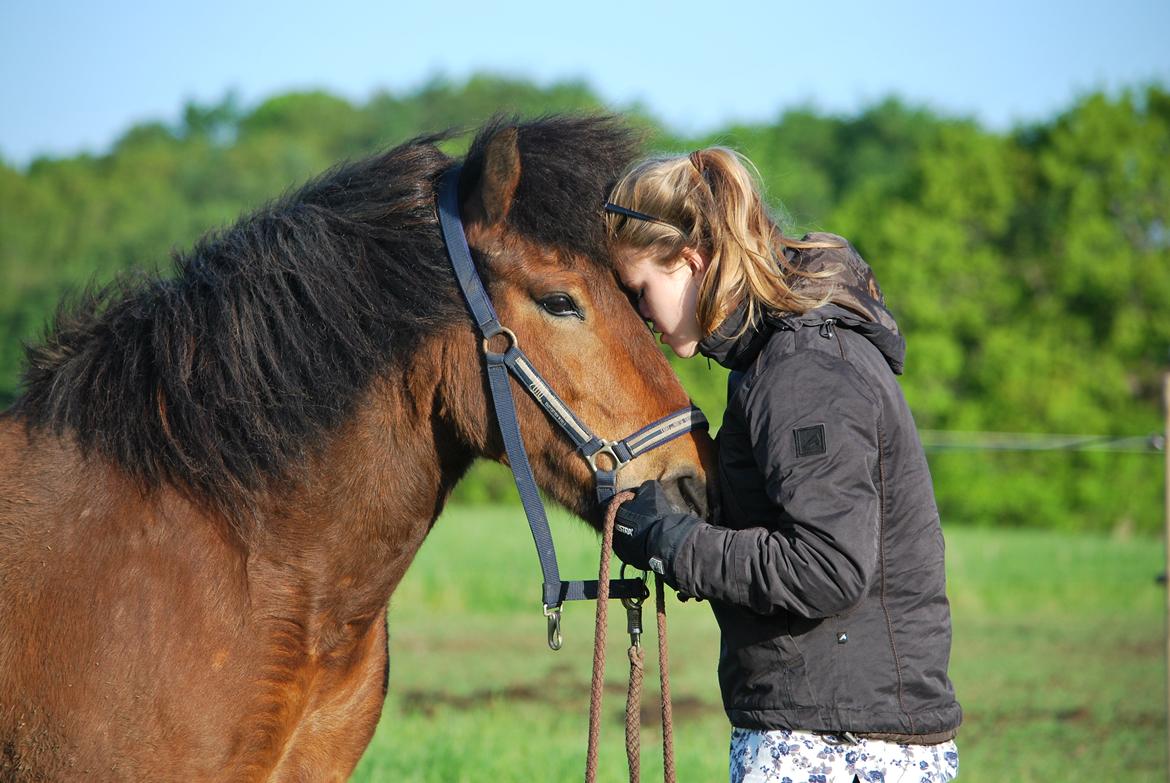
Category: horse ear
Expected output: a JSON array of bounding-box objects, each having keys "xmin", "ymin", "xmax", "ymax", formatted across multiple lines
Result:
[{"xmin": 466, "ymin": 127, "xmax": 520, "ymax": 227}]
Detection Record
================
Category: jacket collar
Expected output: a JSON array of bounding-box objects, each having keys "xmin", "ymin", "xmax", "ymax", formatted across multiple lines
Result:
[
  {"xmin": 696, "ymin": 236, "xmax": 908, "ymax": 374},
  {"xmin": 697, "ymin": 301, "xmax": 907, "ymax": 375},
  {"xmin": 696, "ymin": 302, "xmax": 771, "ymax": 371}
]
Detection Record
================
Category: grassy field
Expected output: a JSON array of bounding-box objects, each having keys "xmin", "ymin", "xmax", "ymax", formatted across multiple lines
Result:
[{"xmin": 350, "ymin": 505, "xmax": 1166, "ymax": 782}]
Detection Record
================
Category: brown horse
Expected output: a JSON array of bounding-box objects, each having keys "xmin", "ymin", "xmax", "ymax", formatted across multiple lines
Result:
[{"xmin": 0, "ymin": 116, "xmax": 713, "ymax": 781}]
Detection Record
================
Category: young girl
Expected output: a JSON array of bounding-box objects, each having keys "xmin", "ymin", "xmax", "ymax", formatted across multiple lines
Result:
[{"xmin": 605, "ymin": 148, "xmax": 961, "ymax": 783}]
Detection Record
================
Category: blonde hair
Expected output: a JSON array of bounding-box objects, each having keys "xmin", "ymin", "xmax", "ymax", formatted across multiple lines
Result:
[{"xmin": 604, "ymin": 147, "xmax": 839, "ymax": 337}]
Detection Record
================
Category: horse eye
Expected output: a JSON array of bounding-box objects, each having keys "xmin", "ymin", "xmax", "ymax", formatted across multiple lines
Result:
[{"xmin": 538, "ymin": 293, "xmax": 584, "ymax": 320}]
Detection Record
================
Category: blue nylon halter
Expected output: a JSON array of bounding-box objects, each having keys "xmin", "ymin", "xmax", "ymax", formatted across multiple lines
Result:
[{"xmin": 435, "ymin": 165, "xmax": 708, "ymax": 649}]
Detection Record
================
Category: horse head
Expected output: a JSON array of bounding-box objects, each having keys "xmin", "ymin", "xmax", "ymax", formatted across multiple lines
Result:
[{"xmin": 445, "ymin": 117, "xmax": 714, "ymax": 525}]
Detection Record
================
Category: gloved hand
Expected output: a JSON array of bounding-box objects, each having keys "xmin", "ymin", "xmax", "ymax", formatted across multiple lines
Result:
[{"xmin": 613, "ymin": 480, "xmax": 703, "ymax": 588}]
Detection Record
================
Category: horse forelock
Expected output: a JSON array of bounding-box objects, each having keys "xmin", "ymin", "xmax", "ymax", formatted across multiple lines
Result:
[{"xmin": 464, "ymin": 114, "xmax": 643, "ymax": 268}]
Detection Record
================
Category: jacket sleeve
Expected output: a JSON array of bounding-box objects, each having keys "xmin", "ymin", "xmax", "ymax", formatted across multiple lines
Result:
[{"xmin": 672, "ymin": 351, "xmax": 882, "ymax": 618}]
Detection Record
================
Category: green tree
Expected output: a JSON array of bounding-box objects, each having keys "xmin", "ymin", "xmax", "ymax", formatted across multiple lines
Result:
[{"xmin": 2, "ymin": 77, "xmax": 1166, "ymax": 531}]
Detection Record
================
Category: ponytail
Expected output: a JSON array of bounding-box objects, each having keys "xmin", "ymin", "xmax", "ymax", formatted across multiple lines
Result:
[{"xmin": 605, "ymin": 147, "xmax": 839, "ymax": 337}]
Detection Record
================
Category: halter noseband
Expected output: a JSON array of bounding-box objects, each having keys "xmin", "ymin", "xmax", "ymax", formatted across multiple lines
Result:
[{"xmin": 436, "ymin": 165, "xmax": 708, "ymax": 649}]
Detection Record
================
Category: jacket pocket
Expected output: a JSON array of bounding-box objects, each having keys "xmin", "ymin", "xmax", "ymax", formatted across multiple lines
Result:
[{"xmin": 716, "ymin": 607, "xmax": 817, "ymax": 711}]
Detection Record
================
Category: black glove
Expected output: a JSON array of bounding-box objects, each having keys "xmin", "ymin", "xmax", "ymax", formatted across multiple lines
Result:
[{"xmin": 613, "ymin": 480, "xmax": 703, "ymax": 588}]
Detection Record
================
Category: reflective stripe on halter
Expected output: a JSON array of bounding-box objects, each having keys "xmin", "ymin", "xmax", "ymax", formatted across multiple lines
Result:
[{"xmin": 502, "ymin": 341, "xmax": 708, "ymax": 498}]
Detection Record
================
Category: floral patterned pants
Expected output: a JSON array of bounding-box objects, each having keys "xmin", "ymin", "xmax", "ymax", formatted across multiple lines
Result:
[{"xmin": 729, "ymin": 727, "xmax": 959, "ymax": 783}]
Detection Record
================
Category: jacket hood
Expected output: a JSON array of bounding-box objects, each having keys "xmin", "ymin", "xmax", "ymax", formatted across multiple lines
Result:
[{"xmin": 697, "ymin": 233, "xmax": 906, "ymax": 374}]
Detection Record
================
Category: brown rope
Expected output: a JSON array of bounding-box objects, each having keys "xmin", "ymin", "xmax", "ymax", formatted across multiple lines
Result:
[
  {"xmin": 587, "ymin": 491, "xmax": 677, "ymax": 783},
  {"xmin": 655, "ymin": 575, "xmax": 676, "ymax": 782},
  {"xmin": 585, "ymin": 491, "xmax": 625, "ymax": 782},
  {"xmin": 625, "ymin": 641, "xmax": 644, "ymax": 782}
]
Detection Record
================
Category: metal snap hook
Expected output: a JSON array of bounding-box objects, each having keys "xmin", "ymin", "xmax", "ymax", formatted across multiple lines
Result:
[
  {"xmin": 543, "ymin": 604, "xmax": 563, "ymax": 651},
  {"xmin": 619, "ymin": 565, "xmax": 648, "ymax": 649},
  {"xmin": 622, "ymin": 596, "xmax": 643, "ymax": 648}
]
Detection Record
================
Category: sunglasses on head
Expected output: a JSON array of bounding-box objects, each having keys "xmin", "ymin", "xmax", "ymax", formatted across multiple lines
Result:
[{"xmin": 603, "ymin": 202, "xmax": 667, "ymax": 225}]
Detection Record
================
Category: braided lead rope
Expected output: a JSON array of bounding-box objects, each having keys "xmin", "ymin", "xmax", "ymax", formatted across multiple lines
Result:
[
  {"xmin": 587, "ymin": 492, "xmax": 677, "ymax": 783},
  {"xmin": 585, "ymin": 491, "xmax": 627, "ymax": 782},
  {"xmin": 655, "ymin": 575, "xmax": 676, "ymax": 783},
  {"xmin": 625, "ymin": 640, "xmax": 644, "ymax": 782}
]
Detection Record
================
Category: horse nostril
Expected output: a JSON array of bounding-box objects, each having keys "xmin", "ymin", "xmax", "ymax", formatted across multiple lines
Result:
[{"xmin": 662, "ymin": 470, "xmax": 708, "ymax": 518}]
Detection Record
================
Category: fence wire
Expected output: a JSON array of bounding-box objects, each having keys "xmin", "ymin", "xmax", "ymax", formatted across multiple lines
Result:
[{"xmin": 919, "ymin": 431, "xmax": 1164, "ymax": 453}]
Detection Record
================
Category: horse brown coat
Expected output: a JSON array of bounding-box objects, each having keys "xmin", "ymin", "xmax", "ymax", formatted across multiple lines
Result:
[{"xmin": 0, "ymin": 117, "xmax": 712, "ymax": 781}]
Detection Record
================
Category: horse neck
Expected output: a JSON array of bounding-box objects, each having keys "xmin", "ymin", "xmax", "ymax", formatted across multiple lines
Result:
[{"xmin": 247, "ymin": 328, "xmax": 481, "ymax": 620}]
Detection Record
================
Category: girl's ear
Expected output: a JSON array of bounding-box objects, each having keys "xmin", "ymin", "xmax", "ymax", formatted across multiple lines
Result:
[{"xmin": 680, "ymin": 247, "xmax": 709, "ymax": 276}]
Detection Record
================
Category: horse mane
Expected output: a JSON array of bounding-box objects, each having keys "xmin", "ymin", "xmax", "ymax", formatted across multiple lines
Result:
[{"xmin": 13, "ymin": 115, "xmax": 641, "ymax": 513}]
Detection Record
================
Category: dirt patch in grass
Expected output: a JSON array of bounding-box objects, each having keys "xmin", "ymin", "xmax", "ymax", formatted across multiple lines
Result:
[
  {"xmin": 398, "ymin": 680, "xmax": 717, "ymax": 721},
  {"xmin": 965, "ymin": 706, "xmax": 1163, "ymax": 731}
]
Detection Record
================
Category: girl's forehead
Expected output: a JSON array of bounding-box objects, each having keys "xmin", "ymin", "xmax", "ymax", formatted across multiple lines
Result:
[{"xmin": 615, "ymin": 246, "xmax": 663, "ymax": 278}]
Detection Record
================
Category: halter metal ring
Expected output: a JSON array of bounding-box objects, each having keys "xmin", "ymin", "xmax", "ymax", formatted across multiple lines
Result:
[
  {"xmin": 585, "ymin": 440, "xmax": 624, "ymax": 475},
  {"xmin": 482, "ymin": 326, "xmax": 518, "ymax": 357}
]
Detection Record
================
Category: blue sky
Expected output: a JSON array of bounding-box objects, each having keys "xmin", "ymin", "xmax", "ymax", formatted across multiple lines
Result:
[{"xmin": 2, "ymin": 0, "xmax": 1167, "ymax": 165}]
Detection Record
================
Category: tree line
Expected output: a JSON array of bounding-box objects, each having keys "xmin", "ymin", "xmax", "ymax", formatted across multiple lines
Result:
[{"xmin": 1, "ymin": 75, "xmax": 1167, "ymax": 532}]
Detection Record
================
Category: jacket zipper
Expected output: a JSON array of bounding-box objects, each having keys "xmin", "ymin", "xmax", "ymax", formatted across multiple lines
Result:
[{"xmin": 819, "ymin": 318, "xmax": 847, "ymax": 360}]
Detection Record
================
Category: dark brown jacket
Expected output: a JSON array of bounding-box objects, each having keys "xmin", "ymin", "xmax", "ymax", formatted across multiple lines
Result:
[{"xmin": 674, "ymin": 234, "xmax": 962, "ymax": 741}]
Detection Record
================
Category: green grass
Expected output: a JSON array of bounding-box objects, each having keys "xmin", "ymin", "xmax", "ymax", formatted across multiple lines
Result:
[{"xmin": 351, "ymin": 506, "xmax": 1167, "ymax": 782}]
